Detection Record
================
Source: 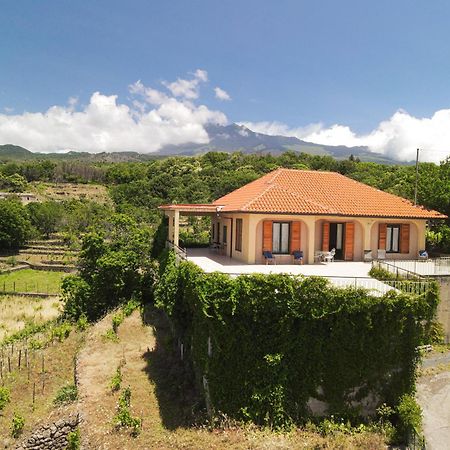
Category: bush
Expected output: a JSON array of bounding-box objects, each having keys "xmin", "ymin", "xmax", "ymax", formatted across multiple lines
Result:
[
  {"xmin": 396, "ymin": 394, "xmax": 422, "ymax": 441},
  {"xmin": 76, "ymin": 314, "xmax": 89, "ymax": 331},
  {"xmin": 112, "ymin": 312, "xmax": 124, "ymax": 334},
  {"xmin": 50, "ymin": 322, "xmax": 72, "ymax": 342},
  {"xmin": 11, "ymin": 412, "xmax": 25, "ymax": 438},
  {"xmin": 66, "ymin": 428, "xmax": 81, "ymax": 450},
  {"xmin": 122, "ymin": 298, "xmax": 141, "ymax": 317},
  {"xmin": 110, "ymin": 366, "xmax": 123, "ymax": 392},
  {"xmin": 114, "ymin": 387, "xmax": 142, "ymax": 437},
  {"xmin": 53, "ymin": 384, "xmax": 78, "ymax": 405},
  {"xmin": 0, "ymin": 386, "xmax": 11, "ymax": 411},
  {"xmin": 5, "ymin": 256, "xmax": 17, "ymax": 267}
]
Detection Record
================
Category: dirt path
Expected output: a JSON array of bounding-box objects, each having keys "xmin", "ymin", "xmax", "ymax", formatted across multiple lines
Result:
[
  {"xmin": 77, "ymin": 310, "xmax": 156, "ymax": 449},
  {"xmin": 417, "ymin": 355, "xmax": 450, "ymax": 450}
]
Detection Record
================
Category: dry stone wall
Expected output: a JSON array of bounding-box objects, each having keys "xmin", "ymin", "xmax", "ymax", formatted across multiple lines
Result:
[{"xmin": 15, "ymin": 413, "xmax": 80, "ymax": 450}]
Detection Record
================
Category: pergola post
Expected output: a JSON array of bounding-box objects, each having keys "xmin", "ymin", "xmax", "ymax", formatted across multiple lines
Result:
[
  {"xmin": 167, "ymin": 211, "xmax": 174, "ymax": 243},
  {"xmin": 174, "ymin": 209, "xmax": 180, "ymax": 247}
]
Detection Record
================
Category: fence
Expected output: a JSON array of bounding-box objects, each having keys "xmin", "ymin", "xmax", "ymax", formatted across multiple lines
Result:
[
  {"xmin": 223, "ymin": 273, "xmax": 433, "ymax": 297},
  {"xmin": 0, "ymin": 280, "xmax": 59, "ymax": 295},
  {"xmin": 374, "ymin": 258, "xmax": 450, "ymax": 277},
  {"xmin": 166, "ymin": 240, "xmax": 187, "ymax": 262}
]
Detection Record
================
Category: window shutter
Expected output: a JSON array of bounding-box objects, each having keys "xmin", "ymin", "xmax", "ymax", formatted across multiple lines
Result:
[
  {"xmin": 378, "ymin": 223, "xmax": 387, "ymax": 249},
  {"xmin": 344, "ymin": 223, "xmax": 355, "ymax": 261},
  {"xmin": 263, "ymin": 221, "xmax": 273, "ymax": 252},
  {"xmin": 290, "ymin": 221, "xmax": 301, "ymax": 252},
  {"xmin": 400, "ymin": 224, "xmax": 410, "ymax": 254},
  {"xmin": 322, "ymin": 222, "xmax": 330, "ymax": 252}
]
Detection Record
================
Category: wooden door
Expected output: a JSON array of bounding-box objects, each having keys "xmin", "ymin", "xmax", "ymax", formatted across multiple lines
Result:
[{"xmin": 344, "ymin": 222, "xmax": 355, "ymax": 261}]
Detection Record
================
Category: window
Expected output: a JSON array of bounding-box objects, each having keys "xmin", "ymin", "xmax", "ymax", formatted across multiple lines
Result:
[
  {"xmin": 223, "ymin": 225, "xmax": 227, "ymax": 243},
  {"xmin": 235, "ymin": 219, "xmax": 243, "ymax": 252},
  {"xmin": 216, "ymin": 223, "xmax": 220, "ymax": 243},
  {"xmin": 386, "ymin": 224, "xmax": 400, "ymax": 253},
  {"xmin": 272, "ymin": 222, "xmax": 290, "ymax": 254}
]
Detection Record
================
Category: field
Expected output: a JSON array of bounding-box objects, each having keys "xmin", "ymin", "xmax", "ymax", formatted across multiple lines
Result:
[
  {"xmin": 31, "ymin": 182, "xmax": 110, "ymax": 204},
  {"xmin": 0, "ymin": 331, "xmax": 83, "ymax": 447},
  {"xmin": 0, "ymin": 295, "xmax": 62, "ymax": 341},
  {"xmin": 0, "ymin": 269, "xmax": 67, "ymax": 294}
]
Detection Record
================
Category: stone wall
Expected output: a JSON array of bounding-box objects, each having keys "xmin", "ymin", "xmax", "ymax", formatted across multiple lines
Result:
[{"xmin": 15, "ymin": 413, "xmax": 80, "ymax": 450}]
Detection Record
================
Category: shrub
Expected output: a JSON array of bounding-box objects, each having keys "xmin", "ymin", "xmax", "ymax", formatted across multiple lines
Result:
[
  {"xmin": 66, "ymin": 428, "xmax": 81, "ymax": 450},
  {"xmin": 11, "ymin": 412, "xmax": 25, "ymax": 438},
  {"xmin": 110, "ymin": 366, "xmax": 122, "ymax": 392},
  {"xmin": 0, "ymin": 386, "xmax": 11, "ymax": 410},
  {"xmin": 122, "ymin": 298, "xmax": 141, "ymax": 317},
  {"xmin": 112, "ymin": 312, "xmax": 124, "ymax": 334},
  {"xmin": 396, "ymin": 394, "xmax": 422, "ymax": 441},
  {"xmin": 114, "ymin": 387, "xmax": 142, "ymax": 437},
  {"xmin": 76, "ymin": 314, "xmax": 88, "ymax": 331},
  {"xmin": 103, "ymin": 328, "xmax": 119, "ymax": 342},
  {"xmin": 5, "ymin": 256, "xmax": 17, "ymax": 267},
  {"xmin": 50, "ymin": 322, "xmax": 72, "ymax": 342},
  {"xmin": 53, "ymin": 384, "xmax": 78, "ymax": 405}
]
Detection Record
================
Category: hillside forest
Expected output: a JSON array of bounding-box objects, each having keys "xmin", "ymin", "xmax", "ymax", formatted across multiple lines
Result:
[{"xmin": 0, "ymin": 151, "xmax": 449, "ymax": 253}]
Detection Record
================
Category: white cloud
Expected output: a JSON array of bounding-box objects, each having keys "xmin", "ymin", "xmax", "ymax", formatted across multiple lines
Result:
[
  {"xmin": 214, "ymin": 87, "xmax": 231, "ymax": 101},
  {"xmin": 0, "ymin": 73, "xmax": 227, "ymax": 153},
  {"xmin": 162, "ymin": 69, "xmax": 208, "ymax": 100},
  {"xmin": 240, "ymin": 109, "xmax": 450, "ymax": 163}
]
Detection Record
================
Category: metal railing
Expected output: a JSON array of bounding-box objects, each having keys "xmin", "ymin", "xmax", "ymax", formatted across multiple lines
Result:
[
  {"xmin": 374, "ymin": 258, "xmax": 450, "ymax": 277},
  {"xmin": 166, "ymin": 241, "xmax": 187, "ymax": 262}
]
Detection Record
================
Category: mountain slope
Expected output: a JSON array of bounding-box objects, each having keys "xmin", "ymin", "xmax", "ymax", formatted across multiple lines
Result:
[
  {"xmin": 0, "ymin": 124, "xmax": 399, "ymax": 164},
  {"xmin": 158, "ymin": 123, "xmax": 397, "ymax": 163}
]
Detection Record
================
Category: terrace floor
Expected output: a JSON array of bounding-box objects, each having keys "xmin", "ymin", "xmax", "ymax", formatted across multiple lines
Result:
[
  {"xmin": 186, "ymin": 248, "xmax": 372, "ymax": 277},
  {"xmin": 186, "ymin": 248, "xmax": 396, "ymax": 295}
]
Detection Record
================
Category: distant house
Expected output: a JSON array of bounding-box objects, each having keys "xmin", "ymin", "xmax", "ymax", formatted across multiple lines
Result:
[
  {"xmin": 160, "ymin": 168, "xmax": 447, "ymax": 264},
  {"xmin": 0, "ymin": 192, "xmax": 38, "ymax": 205}
]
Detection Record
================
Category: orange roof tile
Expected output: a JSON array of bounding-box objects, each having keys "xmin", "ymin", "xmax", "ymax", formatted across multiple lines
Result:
[{"xmin": 210, "ymin": 168, "xmax": 447, "ymax": 219}]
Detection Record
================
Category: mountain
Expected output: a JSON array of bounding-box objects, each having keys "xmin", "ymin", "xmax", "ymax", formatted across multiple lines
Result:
[
  {"xmin": 158, "ymin": 123, "xmax": 398, "ymax": 163},
  {"xmin": 0, "ymin": 123, "xmax": 399, "ymax": 164}
]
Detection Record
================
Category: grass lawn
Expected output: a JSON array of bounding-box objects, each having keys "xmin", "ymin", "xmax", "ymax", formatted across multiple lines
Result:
[{"xmin": 0, "ymin": 269, "xmax": 67, "ymax": 294}]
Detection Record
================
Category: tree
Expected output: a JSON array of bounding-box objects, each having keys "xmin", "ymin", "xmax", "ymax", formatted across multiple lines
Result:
[
  {"xmin": 27, "ymin": 201, "xmax": 63, "ymax": 238},
  {"xmin": 0, "ymin": 199, "xmax": 32, "ymax": 249},
  {"xmin": 62, "ymin": 214, "xmax": 156, "ymax": 321}
]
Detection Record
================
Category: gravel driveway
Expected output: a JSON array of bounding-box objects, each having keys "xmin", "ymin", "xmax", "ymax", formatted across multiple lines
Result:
[{"xmin": 417, "ymin": 354, "xmax": 450, "ymax": 450}]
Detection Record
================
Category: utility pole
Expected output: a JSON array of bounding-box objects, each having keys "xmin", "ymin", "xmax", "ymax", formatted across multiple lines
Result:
[{"xmin": 414, "ymin": 148, "xmax": 420, "ymax": 205}]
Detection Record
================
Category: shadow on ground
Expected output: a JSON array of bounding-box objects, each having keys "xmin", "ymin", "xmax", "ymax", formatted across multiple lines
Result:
[{"xmin": 142, "ymin": 304, "xmax": 205, "ymax": 430}]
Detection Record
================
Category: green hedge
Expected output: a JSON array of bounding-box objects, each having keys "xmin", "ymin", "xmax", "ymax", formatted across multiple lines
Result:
[{"xmin": 155, "ymin": 252, "xmax": 438, "ymax": 428}]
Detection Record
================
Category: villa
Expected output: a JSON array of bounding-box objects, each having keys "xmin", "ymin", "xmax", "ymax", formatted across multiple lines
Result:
[{"xmin": 160, "ymin": 168, "xmax": 447, "ymax": 265}]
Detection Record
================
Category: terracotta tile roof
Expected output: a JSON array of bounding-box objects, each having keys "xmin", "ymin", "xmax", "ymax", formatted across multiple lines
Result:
[{"xmin": 211, "ymin": 168, "xmax": 447, "ymax": 219}]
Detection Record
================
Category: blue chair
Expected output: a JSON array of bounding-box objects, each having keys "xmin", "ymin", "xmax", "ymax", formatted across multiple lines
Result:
[
  {"xmin": 263, "ymin": 251, "xmax": 276, "ymax": 265},
  {"xmin": 292, "ymin": 250, "xmax": 304, "ymax": 264}
]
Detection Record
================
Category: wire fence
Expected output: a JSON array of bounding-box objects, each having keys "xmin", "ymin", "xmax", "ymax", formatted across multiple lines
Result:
[{"xmin": 0, "ymin": 281, "xmax": 60, "ymax": 295}]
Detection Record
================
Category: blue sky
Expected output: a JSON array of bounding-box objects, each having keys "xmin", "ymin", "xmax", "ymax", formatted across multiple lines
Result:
[{"xmin": 1, "ymin": 1, "xmax": 450, "ymax": 161}]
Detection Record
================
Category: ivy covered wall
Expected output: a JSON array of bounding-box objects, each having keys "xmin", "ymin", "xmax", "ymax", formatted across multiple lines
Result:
[{"xmin": 155, "ymin": 252, "xmax": 438, "ymax": 428}]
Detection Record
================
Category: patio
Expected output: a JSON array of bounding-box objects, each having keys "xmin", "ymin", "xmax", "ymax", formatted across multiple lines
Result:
[{"xmin": 186, "ymin": 248, "xmax": 394, "ymax": 295}]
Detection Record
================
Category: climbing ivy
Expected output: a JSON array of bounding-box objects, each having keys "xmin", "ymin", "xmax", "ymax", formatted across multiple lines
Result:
[{"xmin": 155, "ymin": 252, "xmax": 438, "ymax": 429}]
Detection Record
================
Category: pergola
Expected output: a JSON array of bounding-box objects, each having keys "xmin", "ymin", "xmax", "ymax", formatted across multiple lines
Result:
[{"xmin": 159, "ymin": 204, "xmax": 220, "ymax": 247}]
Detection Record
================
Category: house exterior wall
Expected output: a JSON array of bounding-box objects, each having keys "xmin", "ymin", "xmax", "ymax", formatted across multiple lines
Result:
[{"xmin": 212, "ymin": 213, "xmax": 428, "ymax": 265}]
